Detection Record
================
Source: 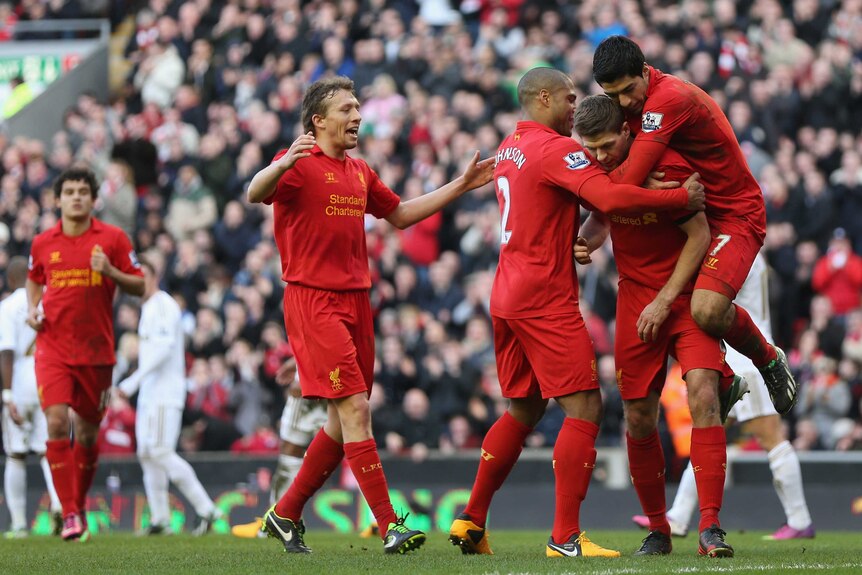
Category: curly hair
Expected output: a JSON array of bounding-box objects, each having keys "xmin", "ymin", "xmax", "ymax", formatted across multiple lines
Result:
[{"xmin": 53, "ymin": 166, "xmax": 99, "ymax": 199}]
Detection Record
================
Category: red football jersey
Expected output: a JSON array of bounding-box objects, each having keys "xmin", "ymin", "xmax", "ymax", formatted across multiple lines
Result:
[
  {"xmin": 490, "ymin": 121, "xmax": 689, "ymax": 318},
  {"xmin": 606, "ymin": 149, "xmax": 697, "ymax": 291},
  {"xmin": 265, "ymin": 146, "xmax": 400, "ymax": 291},
  {"xmin": 28, "ymin": 218, "xmax": 142, "ymax": 366},
  {"xmin": 610, "ymin": 66, "xmax": 766, "ymax": 235}
]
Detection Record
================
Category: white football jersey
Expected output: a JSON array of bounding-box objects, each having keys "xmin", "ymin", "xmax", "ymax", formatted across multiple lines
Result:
[
  {"xmin": 0, "ymin": 288, "xmax": 38, "ymax": 404},
  {"xmin": 121, "ymin": 291, "xmax": 187, "ymax": 409}
]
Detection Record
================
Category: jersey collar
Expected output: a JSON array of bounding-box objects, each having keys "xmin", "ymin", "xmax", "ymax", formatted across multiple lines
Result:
[
  {"xmin": 49, "ymin": 216, "xmax": 104, "ymax": 237},
  {"xmin": 515, "ymin": 120, "xmax": 558, "ymax": 135},
  {"xmin": 645, "ymin": 65, "xmax": 663, "ymax": 99},
  {"xmin": 310, "ymin": 144, "xmax": 351, "ymax": 161}
]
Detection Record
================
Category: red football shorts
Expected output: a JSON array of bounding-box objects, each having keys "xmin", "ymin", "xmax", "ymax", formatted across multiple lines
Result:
[
  {"xmin": 695, "ymin": 216, "xmax": 765, "ymax": 300},
  {"xmin": 283, "ymin": 283, "xmax": 374, "ymax": 400},
  {"xmin": 492, "ymin": 312, "xmax": 598, "ymax": 400},
  {"xmin": 615, "ymin": 281, "xmax": 735, "ymax": 401},
  {"xmin": 35, "ymin": 360, "xmax": 113, "ymax": 424}
]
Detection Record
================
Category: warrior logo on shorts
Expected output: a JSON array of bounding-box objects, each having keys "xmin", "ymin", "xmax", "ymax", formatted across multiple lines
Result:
[{"xmin": 329, "ymin": 367, "xmax": 343, "ymax": 392}]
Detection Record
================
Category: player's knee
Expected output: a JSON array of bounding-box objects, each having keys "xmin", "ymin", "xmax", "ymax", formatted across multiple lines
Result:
[
  {"xmin": 562, "ymin": 389, "xmax": 603, "ymax": 425},
  {"xmin": 749, "ymin": 415, "xmax": 785, "ymax": 450},
  {"xmin": 623, "ymin": 401, "xmax": 657, "ymax": 438},
  {"xmin": 509, "ymin": 396, "xmax": 547, "ymax": 427},
  {"xmin": 336, "ymin": 393, "xmax": 370, "ymax": 419},
  {"xmin": 691, "ymin": 294, "xmax": 731, "ymax": 337},
  {"xmin": 686, "ymin": 378, "xmax": 720, "ymax": 425},
  {"xmin": 74, "ymin": 428, "xmax": 99, "ymax": 447},
  {"xmin": 625, "ymin": 411, "xmax": 655, "ymax": 438},
  {"xmin": 46, "ymin": 414, "xmax": 70, "ymax": 439},
  {"xmin": 149, "ymin": 447, "xmax": 175, "ymax": 464},
  {"xmin": 691, "ymin": 305, "xmax": 723, "ymax": 336}
]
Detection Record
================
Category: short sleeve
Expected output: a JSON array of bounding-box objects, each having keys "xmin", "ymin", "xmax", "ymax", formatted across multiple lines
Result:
[
  {"xmin": 27, "ymin": 237, "xmax": 45, "ymax": 285},
  {"xmin": 264, "ymin": 149, "xmax": 302, "ymax": 205},
  {"xmin": 112, "ymin": 230, "xmax": 144, "ymax": 277},
  {"xmin": 541, "ymin": 138, "xmax": 607, "ymax": 198},
  {"xmin": 365, "ymin": 166, "xmax": 400, "ymax": 219},
  {"xmin": 635, "ymin": 91, "xmax": 693, "ymax": 146}
]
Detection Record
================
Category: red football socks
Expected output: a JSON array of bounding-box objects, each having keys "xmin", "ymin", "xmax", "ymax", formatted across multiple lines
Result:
[
  {"xmin": 463, "ymin": 411, "xmax": 532, "ymax": 528},
  {"xmin": 723, "ymin": 304, "xmax": 777, "ymax": 367},
  {"xmin": 627, "ymin": 431, "xmax": 670, "ymax": 536},
  {"xmin": 344, "ymin": 439, "xmax": 396, "ymax": 536},
  {"xmin": 690, "ymin": 426, "xmax": 727, "ymax": 531},
  {"xmin": 45, "ymin": 439, "xmax": 77, "ymax": 515},
  {"xmin": 551, "ymin": 418, "xmax": 599, "ymax": 543},
  {"xmin": 275, "ymin": 429, "xmax": 344, "ymax": 521},
  {"xmin": 72, "ymin": 442, "xmax": 99, "ymax": 514}
]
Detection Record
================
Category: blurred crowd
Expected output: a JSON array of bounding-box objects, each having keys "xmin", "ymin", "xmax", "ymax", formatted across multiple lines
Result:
[{"xmin": 0, "ymin": 0, "xmax": 861, "ymax": 460}]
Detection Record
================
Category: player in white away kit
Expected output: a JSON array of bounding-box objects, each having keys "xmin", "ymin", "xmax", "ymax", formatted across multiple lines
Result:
[
  {"xmin": 0, "ymin": 257, "xmax": 63, "ymax": 537},
  {"xmin": 116, "ymin": 259, "xmax": 221, "ymax": 535},
  {"xmin": 634, "ymin": 253, "xmax": 815, "ymax": 540}
]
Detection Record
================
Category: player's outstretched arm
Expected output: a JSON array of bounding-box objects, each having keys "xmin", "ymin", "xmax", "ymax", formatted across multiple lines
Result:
[
  {"xmin": 608, "ymin": 136, "xmax": 669, "ymax": 186},
  {"xmin": 637, "ymin": 211, "xmax": 710, "ymax": 342},
  {"xmin": 579, "ymin": 172, "xmax": 703, "ymax": 213},
  {"xmin": 574, "ymin": 212, "xmax": 610, "ymax": 265},
  {"xmin": 248, "ymin": 132, "xmax": 316, "ymax": 203},
  {"xmin": 386, "ymin": 151, "xmax": 494, "ymax": 229}
]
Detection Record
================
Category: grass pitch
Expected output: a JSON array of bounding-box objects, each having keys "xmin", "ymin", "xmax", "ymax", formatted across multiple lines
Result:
[{"xmin": 0, "ymin": 529, "xmax": 859, "ymax": 574}]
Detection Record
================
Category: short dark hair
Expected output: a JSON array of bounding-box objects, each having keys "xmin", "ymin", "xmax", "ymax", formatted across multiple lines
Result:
[
  {"xmin": 53, "ymin": 167, "xmax": 98, "ymax": 199},
  {"xmin": 574, "ymin": 95, "xmax": 626, "ymax": 139},
  {"xmin": 301, "ymin": 76, "xmax": 356, "ymax": 134},
  {"xmin": 593, "ymin": 36, "xmax": 646, "ymax": 85},
  {"xmin": 5, "ymin": 255, "xmax": 28, "ymax": 286},
  {"xmin": 516, "ymin": 67, "xmax": 570, "ymax": 107}
]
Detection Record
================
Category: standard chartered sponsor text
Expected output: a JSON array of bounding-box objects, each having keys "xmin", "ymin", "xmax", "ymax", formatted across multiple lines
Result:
[
  {"xmin": 326, "ymin": 193, "xmax": 365, "ymax": 217},
  {"xmin": 49, "ymin": 268, "xmax": 93, "ymax": 288}
]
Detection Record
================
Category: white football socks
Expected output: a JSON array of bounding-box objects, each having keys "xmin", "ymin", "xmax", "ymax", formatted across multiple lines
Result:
[
  {"xmin": 768, "ymin": 440, "xmax": 812, "ymax": 530},
  {"xmin": 165, "ymin": 453, "xmax": 216, "ymax": 518},
  {"xmin": 4, "ymin": 457, "xmax": 27, "ymax": 531},
  {"xmin": 271, "ymin": 454, "xmax": 304, "ymax": 504},
  {"xmin": 141, "ymin": 457, "xmax": 171, "ymax": 526}
]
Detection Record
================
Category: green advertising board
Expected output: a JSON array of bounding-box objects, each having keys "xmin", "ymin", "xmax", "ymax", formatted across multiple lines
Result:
[{"xmin": 0, "ymin": 54, "xmax": 76, "ymax": 84}]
